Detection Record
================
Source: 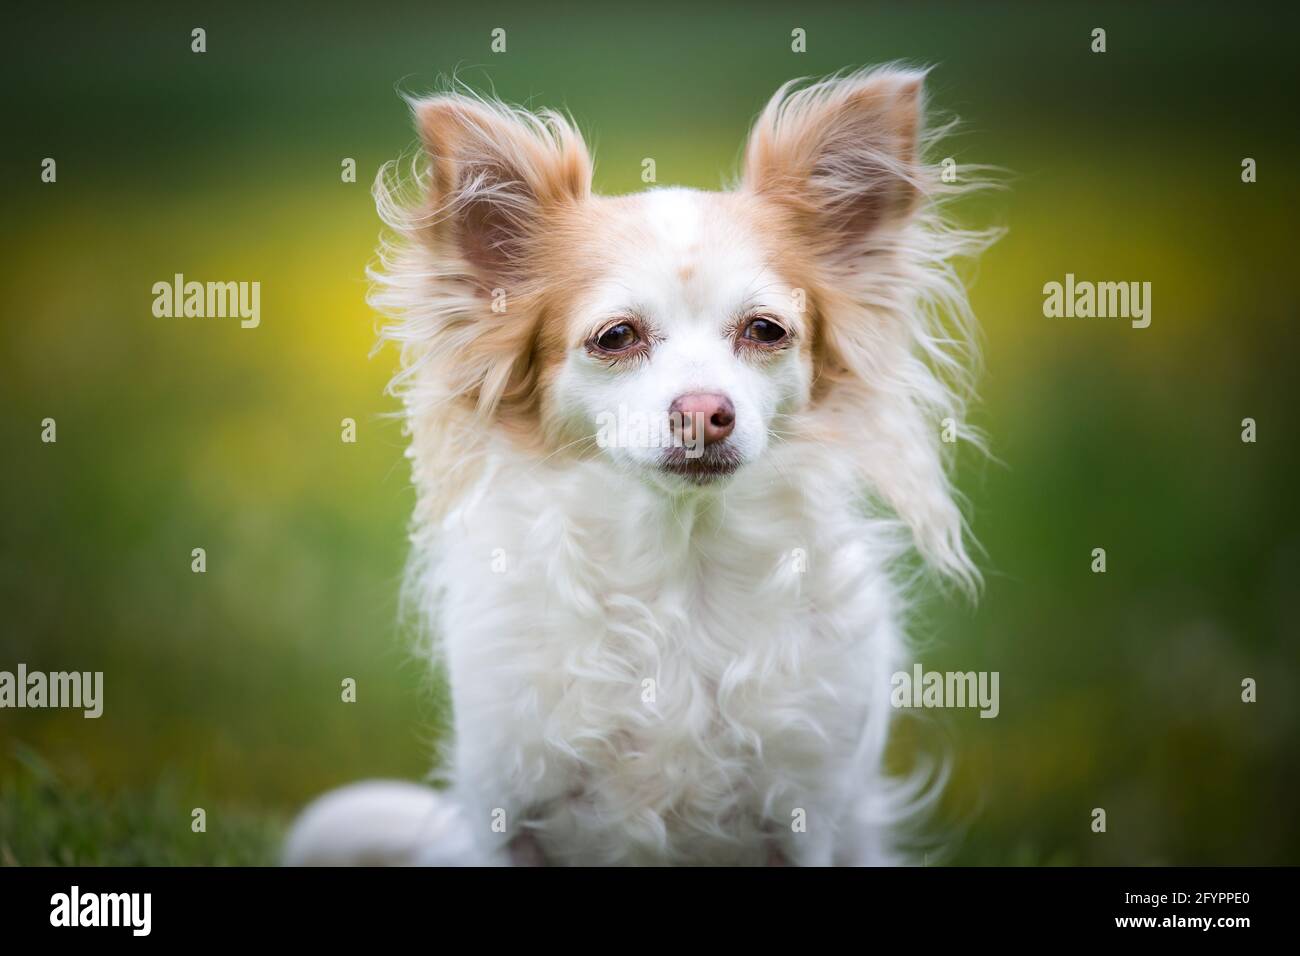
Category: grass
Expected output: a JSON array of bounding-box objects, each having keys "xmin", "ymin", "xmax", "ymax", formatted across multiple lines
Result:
[{"xmin": 0, "ymin": 746, "xmax": 281, "ymax": 867}]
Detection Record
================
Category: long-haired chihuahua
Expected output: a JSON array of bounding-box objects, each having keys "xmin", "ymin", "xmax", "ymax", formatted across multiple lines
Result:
[{"xmin": 285, "ymin": 64, "xmax": 995, "ymax": 866}]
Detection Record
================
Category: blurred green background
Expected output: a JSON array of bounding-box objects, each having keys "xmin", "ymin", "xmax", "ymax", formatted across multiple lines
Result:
[{"xmin": 1, "ymin": 0, "xmax": 1297, "ymax": 865}]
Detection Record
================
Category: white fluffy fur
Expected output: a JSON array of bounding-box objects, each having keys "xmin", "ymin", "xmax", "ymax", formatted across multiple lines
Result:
[{"xmin": 284, "ymin": 66, "xmax": 996, "ymax": 867}]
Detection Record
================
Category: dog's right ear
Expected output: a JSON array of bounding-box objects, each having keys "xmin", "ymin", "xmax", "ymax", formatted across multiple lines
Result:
[{"xmin": 414, "ymin": 95, "xmax": 592, "ymax": 287}]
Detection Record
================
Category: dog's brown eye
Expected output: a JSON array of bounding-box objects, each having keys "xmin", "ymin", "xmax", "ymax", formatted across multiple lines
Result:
[
  {"xmin": 742, "ymin": 317, "xmax": 788, "ymax": 345},
  {"xmin": 596, "ymin": 323, "xmax": 639, "ymax": 352}
]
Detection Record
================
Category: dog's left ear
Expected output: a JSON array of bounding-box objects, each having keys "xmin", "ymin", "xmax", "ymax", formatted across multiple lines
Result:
[
  {"xmin": 746, "ymin": 70, "xmax": 982, "ymax": 592},
  {"xmin": 742, "ymin": 69, "xmax": 926, "ymax": 259}
]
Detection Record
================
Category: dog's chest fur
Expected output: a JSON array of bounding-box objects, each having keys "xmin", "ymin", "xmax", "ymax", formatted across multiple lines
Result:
[{"xmin": 426, "ymin": 447, "xmax": 904, "ymax": 865}]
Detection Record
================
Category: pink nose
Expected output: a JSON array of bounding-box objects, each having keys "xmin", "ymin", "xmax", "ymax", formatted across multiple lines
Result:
[{"xmin": 669, "ymin": 392, "xmax": 736, "ymax": 446}]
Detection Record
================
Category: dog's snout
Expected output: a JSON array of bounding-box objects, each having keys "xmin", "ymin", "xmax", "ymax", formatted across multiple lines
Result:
[{"xmin": 670, "ymin": 392, "xmax": 736, "ymax": 445}]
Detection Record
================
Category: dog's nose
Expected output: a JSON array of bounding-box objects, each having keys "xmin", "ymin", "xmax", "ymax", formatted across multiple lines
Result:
[{"xmin": 670, "ymin": 392, "xmax": 735, "ymax": 445}]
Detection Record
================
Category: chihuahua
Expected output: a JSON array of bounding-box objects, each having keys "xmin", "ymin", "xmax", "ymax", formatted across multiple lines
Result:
[{"xmin": 285, "ymin": 65, "xmax": 993, "ymax": 866}]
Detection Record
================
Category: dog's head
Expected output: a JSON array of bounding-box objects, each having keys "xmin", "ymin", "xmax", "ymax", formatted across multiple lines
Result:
[{"xmin": 377, "ymin": 67, "xmax": 989, "ymax": 585}]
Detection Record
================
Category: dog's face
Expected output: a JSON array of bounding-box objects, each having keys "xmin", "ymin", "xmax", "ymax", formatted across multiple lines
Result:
[
  {"xmin": 545, "ymin": 188, "xmax": 815, "ymax": 488},
  {"xmin": 410, "ymin": 69, "xmax": 927, "ymax": 492}
]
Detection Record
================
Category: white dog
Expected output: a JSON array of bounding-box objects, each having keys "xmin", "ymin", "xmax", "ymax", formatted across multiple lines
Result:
[{"xmin": 285, "ymin": 65, "xmax": 993, "ymax": 866}]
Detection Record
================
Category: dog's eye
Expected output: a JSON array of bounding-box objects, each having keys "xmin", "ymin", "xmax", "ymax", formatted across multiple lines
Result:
[
  {"xmin": 595, "ymin": 323, "xmax": 640, "ymax": 353},
  {"xmin": 741, "ymin": 317, "xmax": 788, "ymax": 345}
]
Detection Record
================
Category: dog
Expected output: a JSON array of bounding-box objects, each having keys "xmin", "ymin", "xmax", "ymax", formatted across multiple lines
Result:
[{"xmin": 284, "ymin": 65, "xmax": 994, "ymax": 866}]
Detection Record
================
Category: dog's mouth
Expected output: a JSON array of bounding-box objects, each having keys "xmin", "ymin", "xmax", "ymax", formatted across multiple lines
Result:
[{"xmin": 658, "ymin": 444, "xmax": 743, "ymax": 485}]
